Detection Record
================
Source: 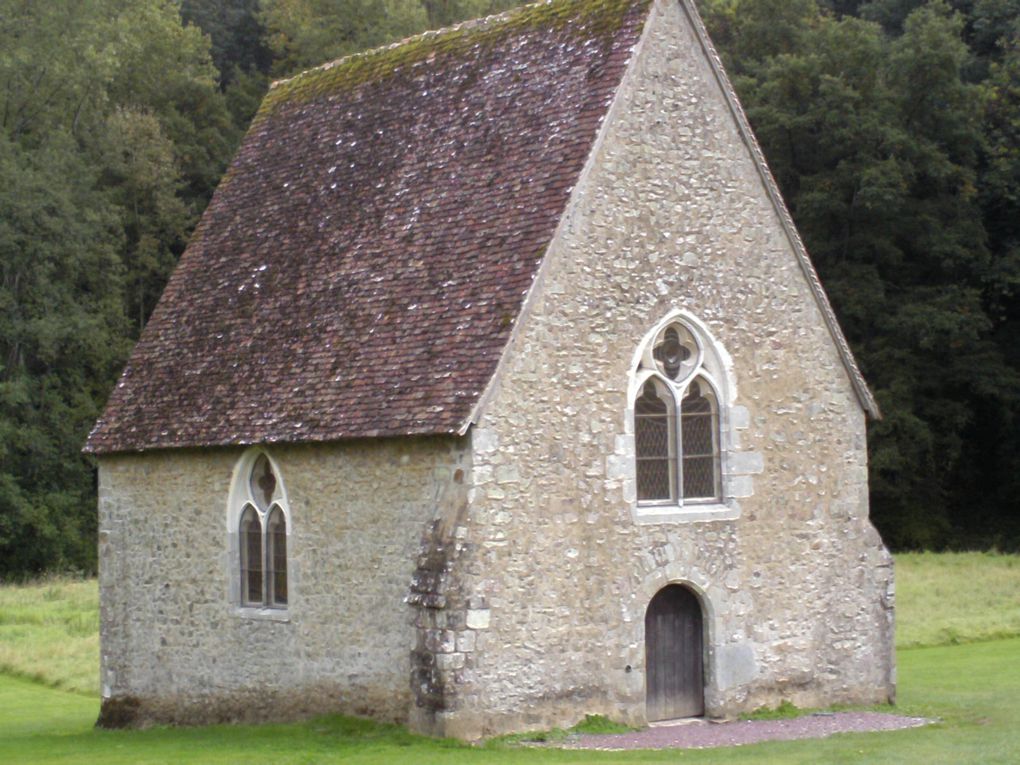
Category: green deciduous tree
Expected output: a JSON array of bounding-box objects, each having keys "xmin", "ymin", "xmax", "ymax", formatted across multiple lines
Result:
[
  {"xmin": 419, "ymin": 0, "xmax": 519, "ymax": 27},
  {"xmin": 0, "ymin": 132, "xmax": 129, "ymax": 575},
  {"xmin": 0, "ymin": 0, "xmax": 242, "ymax": 576},
  {"xmin": 700, "ymin": 0, "xmax": 1020, "ymax": 549},
  {"xmin": 259, "ymin": 0, "xmax": 523, "ymax": 76},
  {"xmin": 181, "ymin": 0, "xmax": 273, "ymax": 80},
  {"xmin": 94, "ymin": 108, "xmax": 191, "ymax": 331},
  {"xmin": 260, "ymin": 0, "xmax": 429, "ymax": 74}
]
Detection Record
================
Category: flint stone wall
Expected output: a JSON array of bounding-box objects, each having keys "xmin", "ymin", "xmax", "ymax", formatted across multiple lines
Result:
[
  {"xmin": 408, "ymin": 0, "xmax": 894, "ymax": 739},
  {"xmin": 97, "ymin": 437, "xmax": 468, "ymax": 726}
]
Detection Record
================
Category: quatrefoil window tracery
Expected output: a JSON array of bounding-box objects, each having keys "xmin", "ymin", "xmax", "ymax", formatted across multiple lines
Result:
[{"xmin": 651, "ymin": 324, "xmax": 700, "ymax": 383}]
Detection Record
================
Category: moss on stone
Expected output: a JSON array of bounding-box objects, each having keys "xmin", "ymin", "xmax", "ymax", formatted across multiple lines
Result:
[{"xmin": 254, "ymin": 0, "xmax": 651, "ymax": 126}]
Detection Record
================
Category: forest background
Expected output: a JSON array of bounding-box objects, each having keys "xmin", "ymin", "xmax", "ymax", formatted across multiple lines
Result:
[{"xmin": 0, "ymin": 0, "xmax": 1017, "ymax": 576}]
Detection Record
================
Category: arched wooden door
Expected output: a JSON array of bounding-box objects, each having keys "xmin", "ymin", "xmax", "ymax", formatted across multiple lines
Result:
[{"xmin": 645, "ymin": 584, "xmax": 704, "ymax": 720}]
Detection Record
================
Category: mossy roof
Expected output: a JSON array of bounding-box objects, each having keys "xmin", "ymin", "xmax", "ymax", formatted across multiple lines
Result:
[{"xmin": 86, "ymin": 0, "xmax": 653, "ymax": 454}]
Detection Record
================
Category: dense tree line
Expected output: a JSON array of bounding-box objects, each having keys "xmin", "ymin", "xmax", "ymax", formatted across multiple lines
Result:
[
  {"xmin": 699, "ymin": 0, "xmax": 1020, "ymax": 549},
  {"xmin": 0, "ymin": 0, "xmax": 245, "ymax": 576},
  {"xmin": 0, "ymin": 0, "xmax": 517, "ymax": 577},
  {"xmin": 0, "ymin": 0, "xmax": 1016, "ymax": 576}
]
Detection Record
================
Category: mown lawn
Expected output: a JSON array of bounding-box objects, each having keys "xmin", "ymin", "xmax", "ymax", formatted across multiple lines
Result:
[{"xmin": 1, "ymin": 554, "xmax": 1019, "ymax": 763}]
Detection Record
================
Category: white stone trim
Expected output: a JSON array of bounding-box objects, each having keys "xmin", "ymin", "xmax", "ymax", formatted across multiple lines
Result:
[
  {"xmin": 231, "ymin": 607, "xmax": 291, "ymax": 623},
  {"xmin": 225, "ymin": 449, "xmax": 293, "ymax": 532},
  {"xmin": 636, "ymin": 576, "xmax": 721, "ymax": 716},
  {"xmin": 226, "ymin": 448, "xmax": 293, "ymax": 612},
  {"xmin": 633, "ymin": 503, "xmax": 740, "ymax": 525},
  {"xmin": 623, "ymin": 310, "xmax": 759, "ymax": 524},
  {"xmin": 627, "ymin": 309, "xmax": 737, "ymax": 403}
]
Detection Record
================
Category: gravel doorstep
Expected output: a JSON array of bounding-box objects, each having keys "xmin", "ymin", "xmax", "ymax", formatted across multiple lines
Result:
[{"xmin": 560, "ymin": 712, "xmax": 933, "ymax": 751}]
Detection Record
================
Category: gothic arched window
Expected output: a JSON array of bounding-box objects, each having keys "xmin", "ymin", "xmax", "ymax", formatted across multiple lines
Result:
[
  {"xmin": 266, "ymin": 506, "xmax": 288, "ymax": 606},
  {"xmin": 233, "ymin": 452, "xmax": 289, "ymax": 608},
  {"xmin": 634, "ymin": 319, "xmax": 723, "ymax": 505},
  {"xmin": 239, "ymin": 504, "xmax": 263, "ymax": 604}
]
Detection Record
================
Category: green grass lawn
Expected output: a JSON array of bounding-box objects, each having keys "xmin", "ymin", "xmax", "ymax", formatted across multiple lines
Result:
[
  {"xmin": 0, "ymin": 577, "xmax": 98, "ymax": 694},
  {"xmin": 895, "ymin": 551, "xmax": 1020, "ymax": 648},
  {"xmin": 1, "ymin": 554, "xmax": 1019, "ymax": 763},
  {"xmin": 1, "ymin": 640, "xmax": 1018, "ymax": 764}
]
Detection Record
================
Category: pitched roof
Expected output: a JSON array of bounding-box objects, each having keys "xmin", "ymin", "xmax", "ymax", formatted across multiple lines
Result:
[
  {"xmin": 87, "ymin": 0, "xmax": 880, "ymax": 456},
  {"xmin": 85, "ymin": 0, "xmax": 653, "ymax": 454}
]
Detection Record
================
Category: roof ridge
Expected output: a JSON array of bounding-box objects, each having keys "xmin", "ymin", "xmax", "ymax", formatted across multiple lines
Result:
[
  {"xmin": 256, "ymin": 0, "xmax": 646, "ymax": 127},
  {"xmin": 269, "ymin": 0, "xmax": 553, "ymax": 92}
]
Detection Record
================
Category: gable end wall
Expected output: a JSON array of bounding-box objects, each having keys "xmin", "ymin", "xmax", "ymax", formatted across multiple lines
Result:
[{"xmin": 419, "ymin": 0, "xmax": 894, "ymax": 739}]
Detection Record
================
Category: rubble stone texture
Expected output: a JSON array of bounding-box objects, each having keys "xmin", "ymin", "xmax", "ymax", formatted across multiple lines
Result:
[
  {"xmin": 98, "ymin": 438, "xmax": 469, "ymax": 725},
  {"xmin": 94, "ymin": 0, "xmax": 894, "ymax": 740}
]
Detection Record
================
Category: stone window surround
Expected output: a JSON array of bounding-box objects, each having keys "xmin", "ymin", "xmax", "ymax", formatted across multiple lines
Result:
[
  {"xmin": 226, "ymin": 448, "xmax": 293, "ymax": 621},
  {"xmin": 622, "ymin": 310, "xmax": 758, "ymax": 524},
  {"xmin": 634, "ymin": 338, "xmax": 723, "ymax": 504}
]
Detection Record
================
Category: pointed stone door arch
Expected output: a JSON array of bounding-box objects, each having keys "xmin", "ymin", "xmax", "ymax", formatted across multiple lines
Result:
[{"xmin": 645, "ymin": 584, "xmax": 705, "ymax": 720}]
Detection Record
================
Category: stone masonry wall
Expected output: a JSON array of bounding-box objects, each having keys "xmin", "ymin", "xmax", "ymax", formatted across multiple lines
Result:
[
  {"xmin": 97, "ymin": 436, "xmax": 468, "ymax": 726},
  {"xmin": 415, "ymin": 0, "xmax": 894, "ymax": 739}
]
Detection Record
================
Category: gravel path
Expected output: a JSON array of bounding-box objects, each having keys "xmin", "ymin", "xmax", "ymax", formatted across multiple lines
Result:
[{"xmin": 561, "ymin": 712, "xmax": 931, "ymax": 751}]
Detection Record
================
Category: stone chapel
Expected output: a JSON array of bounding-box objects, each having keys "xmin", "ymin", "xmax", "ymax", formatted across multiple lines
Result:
[{"xmin": 86, "ymin": 0, "xmax": 896, "ymax": 740}]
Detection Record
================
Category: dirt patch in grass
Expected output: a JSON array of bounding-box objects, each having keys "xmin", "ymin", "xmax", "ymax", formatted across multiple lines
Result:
[{"xmin": 558, "ymin": 712, "xmax": 931, "ymax": 751}]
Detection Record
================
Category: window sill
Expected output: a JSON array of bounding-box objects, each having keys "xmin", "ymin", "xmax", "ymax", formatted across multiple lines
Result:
[
  {"xmin": 233, "ymin": 606, "xmax": 291, "ymax": 623},
  {"xmin": 633, "ymin": 501, "xmax": 740, "ymax": 525}
]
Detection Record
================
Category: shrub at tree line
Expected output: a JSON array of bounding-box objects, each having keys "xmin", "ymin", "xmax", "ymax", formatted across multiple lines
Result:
[{"xmin": 0, "ymin": 0, "xmax": 1017, "ymax": 576}]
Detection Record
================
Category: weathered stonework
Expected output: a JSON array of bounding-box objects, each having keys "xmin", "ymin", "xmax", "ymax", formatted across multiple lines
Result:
[
  {"xmin": 94, "ymin": 0, "xmax": 893, "ymax": 742},
  {"xmin": 98, "ymin": 438, "xmax": 468, "ymax": 726},
  {"xmin": 407, "ymin": 0, "xmax": 894, "ymax": 739}
]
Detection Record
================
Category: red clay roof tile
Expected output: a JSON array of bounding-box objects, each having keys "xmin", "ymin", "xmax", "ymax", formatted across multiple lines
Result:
[{"xmin": 85, "ymin": 0, "xmax": 652, "ymax": 454}]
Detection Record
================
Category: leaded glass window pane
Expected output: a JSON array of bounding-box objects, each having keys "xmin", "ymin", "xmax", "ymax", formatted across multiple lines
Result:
[
  {"xmin": 635, "ymin": 320, "xmax": 726, "ymax": 508},
  {"xmin": 635, "ymin": 379, "xmax": 676, "ymax": 501},
  {"xmin": 240, "ymin": 505, "xmax": 263, "ymax": 605},
  {"xmin": 267, "ymin": 506, "xmax": 287, "ymax": 607},
  {"xmin": 681, "ymin": 379, "xmax": 721, "ymax": 500}
]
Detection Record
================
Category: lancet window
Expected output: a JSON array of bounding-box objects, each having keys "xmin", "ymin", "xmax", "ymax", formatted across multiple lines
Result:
[
  {"xmin": 236, "ymin": 453, "xmax": 288, "ymax": 608},
  {"xmin": 634, "ymin": 321, "xmax": 722, "ymax": 505}
]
